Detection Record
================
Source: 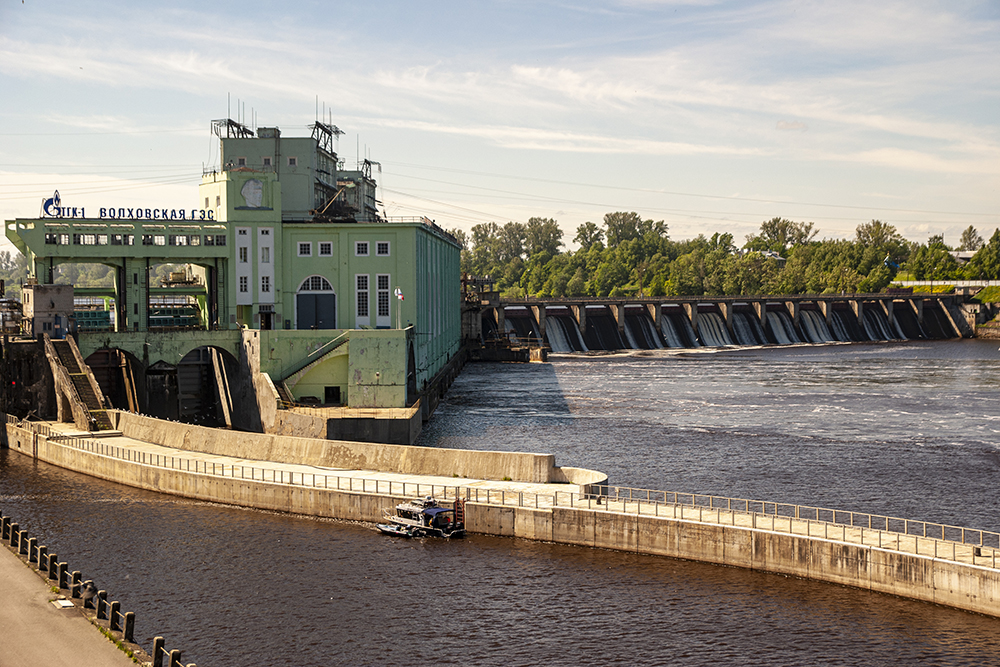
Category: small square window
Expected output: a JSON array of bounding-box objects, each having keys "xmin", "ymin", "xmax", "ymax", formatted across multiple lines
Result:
[
  {"xmin": 238, "ymin": 229, "xmax": 248, "ymax": 236},
  {"xmin": 298, "ymin": 242, "xmax": 312, "ymax": 257},
  {"xmin": 376, "ymin": 241, "xmax": 390, "ymax": 256},
  {"xmin": 263, "ymin": 157, "xmax": 272, "ymax": 167},
  {"xmin": 261, "ymin": 229, "xmax": 270, "ymax": 236},
  {"xmin": 355, "ymin": 241, "xmax": 369, "ymax": 256},
  {"xmin": 236, "ymin": 157, "xmax": 246, "ymax": 167},
  {"xmin": 319, "ymin": 242, "xmax": 332, "ymax": 256},
  {"xmin": 288, "ymin": 156, "xmax": 297, "ymax": 167}
]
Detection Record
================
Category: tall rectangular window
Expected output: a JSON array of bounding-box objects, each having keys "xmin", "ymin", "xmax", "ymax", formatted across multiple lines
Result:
[
  {"xmin": 261, "ymin": 276, "xmax": 271, "ymax": 293},
  {"xmin": 239, "ymin": 247, "xmax": 248, "ymax": 263},
  {"xmin": 356, "ymin": 274, "xmax": 369, "ymax": 318},
  {"xmin": 261, "ymin": 247, "xmax": 270, "ymax": 263},
  {"xmin": 377, "ymin": 274, "xmax": 390, "ymax": 318},
  {"xmin": 239, "ymin": 276, "xmax": 248, "ymax": 293}
]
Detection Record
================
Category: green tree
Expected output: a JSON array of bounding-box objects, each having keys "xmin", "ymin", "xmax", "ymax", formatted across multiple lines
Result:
[
  {"xmin": 573, "ymin": 222, "xmax": 604, "ymax": 251},
  {"xmin": 958, "ymin": 225, "xmax": 984, "ymax": 251},
  {"xmin": 524, "ymin": 217, "xmax": 563, "ymax": 258},
  {"xmin": 965, "ymin": 229, "xmax": 1000, "ymax": 280},
  {"xmin": 744, "ymin": 218, "xmax": 817, "ymax": 254}
]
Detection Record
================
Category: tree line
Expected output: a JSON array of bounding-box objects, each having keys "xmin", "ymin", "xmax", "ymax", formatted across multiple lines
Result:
[{"xmin": 447, "ymin": 215, "xmax": 1000, "ymax": 298}]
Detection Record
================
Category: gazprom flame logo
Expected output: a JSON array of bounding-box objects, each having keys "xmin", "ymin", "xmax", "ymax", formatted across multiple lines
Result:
[{"xmin": 42, "ymin": 190, "xmax": 61, "ymax": 217}]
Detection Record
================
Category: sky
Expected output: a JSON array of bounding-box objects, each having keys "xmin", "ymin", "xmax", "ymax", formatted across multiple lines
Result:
[{"xmin": 1, "ymin": 0, "xmax": 998, "ymax": 255}]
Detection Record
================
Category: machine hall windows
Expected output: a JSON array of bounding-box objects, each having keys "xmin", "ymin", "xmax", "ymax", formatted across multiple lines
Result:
[
  {"xmin": 377, "ymin": 274, "xmax": 390, "ymax": 318},
  {"xmin": 261, "ymin": 276, "xmax": 271, "ymax": 293},
  {"xmin": 355, "ymin": 241, "xmax": 369, "ymax": 256},
  {"xmin": 319, "ymin": 242, "xmax": 332, "ymax": 256},
  {"xmin": 239, "ymin": 247, "xmax": 248, "ymax": 263},
  {"xmin": 298, "ymin": 242, "xmax": 312, "ymax": 257},
  {"xmin": 239, "ymin": 276, "xmax": 248, "ymax": 293},
  {"xmin": 204, "ymin": 234, "xmax": 227, "ymax": 246},
  {"xmin": 288, "ymin": 156, "xmax": 297, "ymax": 167},
  {"xmin": 377, "ymin": 241, "xmax": 390, "ymax": 257},
  {"xmin": 261, "ymin": 246, "xmax": 271, "ymax": 263},
  {"xmin": 356, "ymin": 274, "xmax": 369, "ymax": 318}
]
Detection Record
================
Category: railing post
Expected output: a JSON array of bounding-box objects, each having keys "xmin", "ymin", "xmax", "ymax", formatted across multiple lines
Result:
[
  {"xmin": 97, "ymin": 590, "xmax": 108, "ymax": 619},
  {"xmin": 153, "ymin": 637, "xmax": 165, "ymax": 667},
  {"xmin": 110, "ymin": 601, "xmax": 121, "ymax": 630},
  {"xmin": 71, "ymin": 571, "xmax": 81, "ymax": 598},
  {"xmin": 27, "ymin": 537, "xmax": 37, "ymax": 563},
  {"xmin": 123, "ymin": 612, "xmax": 135, "ymax": 642}
]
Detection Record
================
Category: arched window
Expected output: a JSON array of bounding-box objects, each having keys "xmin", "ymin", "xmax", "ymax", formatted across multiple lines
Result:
[
  {"xmin": 299, "ymin": 275, "xmax": 333, "ymax": 292},
  {"xmin": 296, "ymin": 275, "xmax": 336, "ymax": 329}
]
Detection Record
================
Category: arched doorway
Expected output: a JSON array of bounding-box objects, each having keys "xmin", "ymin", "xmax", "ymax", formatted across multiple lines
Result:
[{"xmin": 296, "ymin": 275, "xmax": 336, "ymax": 329}]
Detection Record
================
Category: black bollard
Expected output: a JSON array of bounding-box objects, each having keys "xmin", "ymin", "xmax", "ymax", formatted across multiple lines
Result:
[
  {"xmin": 123, "ymin": 612, "xmax": 135, "ymax": 642},
  {"xmin": 27, "ymin": 537, "xmax": 37, "ymax": 563},
  {"xmin": 38, "ymin": 546, "xmax": 47, "ymax": 571},
  {"xmin": 169, "ymin": 649, "xmax": 182, "ymax": 667},
  {"xmin": 18, "ymin": 530, "xmax": 28, "ymax": 555},
  {"xmin": 109, "ymin": 601, "xmax": 121, "ymax": 630},
  {"xmin": 8, "ymin": 522, "xmax": 18, "ymax": 547},
  {"xmin": 152, "ymin": 637, "xmax": 165, "ymax": 667},
  {"xmin": 0, "ymin": 516, "xmax": 8, "ymax": 540},
  {"xmin": 71, "ymin": 571, "xmax": 81, "ymax": 598},
  {"xmin": 97, "ymin": 590, "xmax": 108, "ymax": 619},
  {"xmin": 58, "ymin": 562, "xmax": 68, "ymax": 589},
  {"xmin": 47, "ymin": 553, "xmax": 58, "ymax": 580}
]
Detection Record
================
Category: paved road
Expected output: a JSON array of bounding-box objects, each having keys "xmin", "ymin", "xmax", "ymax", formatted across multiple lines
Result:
[{"xmin": 0, "ymin": 544, "xmax": 136, "ymax": 667}]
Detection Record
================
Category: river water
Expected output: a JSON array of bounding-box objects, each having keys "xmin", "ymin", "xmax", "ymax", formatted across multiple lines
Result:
[{"xmin": 3, "ymin": 340, "xmax": 1000, "ymax": 665}]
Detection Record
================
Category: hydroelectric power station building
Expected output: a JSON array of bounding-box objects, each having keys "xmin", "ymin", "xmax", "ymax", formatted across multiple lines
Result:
[{"xmin": 4, "ymin": 119, "xmax": 461, "ymax": 443}]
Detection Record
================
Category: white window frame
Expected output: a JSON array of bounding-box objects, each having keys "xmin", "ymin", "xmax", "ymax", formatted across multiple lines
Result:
[
  {"xmin": 319, "ymin": 241, "xmax": 332, "ymax": 256},
  {"xmin": 263, "ymin": 156, "xmax": 272, "ymax": 167},
  {"xmin": 261, "ymin": 246, "xmax": 270, "ymax": 263},
  {"xmin": 288, "ymin": 156, "xmax": 297, "ymax": 167},
  {"xmin": 355, "ymin": 241, "xmax": 369, "ymax": 256},
  {"xmin": 239, "ymin": 276, "xmax": 248, "ymax": 293},
  {"xmin": 261, "ymin": 276, "xmax": 271, "ymax": 293},
  {"xmin": 376, "ymin": 241, "xmax": 390, "ymax": 257},
  {"xmin": 355, "ymin": 274, "xmax": 370, "ymax": 325},
  {"xmin": 376, "ymin": 273, "xmax": 391, "ymax": 327},
  {"xmin": 298, "ymin": 242, "xmax": 312, "ymax": 257}
]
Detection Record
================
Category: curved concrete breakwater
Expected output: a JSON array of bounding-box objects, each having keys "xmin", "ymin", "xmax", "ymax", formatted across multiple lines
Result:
[{"xmin": 4, "ymin": 412, "xmax": 999, "ymax": 620}]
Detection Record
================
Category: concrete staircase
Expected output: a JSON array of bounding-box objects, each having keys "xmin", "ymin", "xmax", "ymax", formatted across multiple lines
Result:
[{"xmin": 50, "ymin": 339, "xmax": 113, "ymax": 431}]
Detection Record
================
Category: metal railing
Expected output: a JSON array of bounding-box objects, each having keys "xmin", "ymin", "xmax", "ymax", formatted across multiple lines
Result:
[{"xmin": 5, "ymin": 414, "xmax": 998, "ymax": 570}]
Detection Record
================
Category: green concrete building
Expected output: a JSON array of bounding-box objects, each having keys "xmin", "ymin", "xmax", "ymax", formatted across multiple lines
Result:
[{"xmin": 5, "ymin": 119, "xmax": 461, "ymax": 411}]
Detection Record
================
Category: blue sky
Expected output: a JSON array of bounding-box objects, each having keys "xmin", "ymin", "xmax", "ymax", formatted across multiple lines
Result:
[{"xmin": 2, "ymin": 0, "xmax": 998, "ymax": 253}]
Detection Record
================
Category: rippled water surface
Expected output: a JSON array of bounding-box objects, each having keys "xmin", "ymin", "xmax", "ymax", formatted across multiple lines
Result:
[{"xmin": 3, "ymin": 339, "xmax": 1000, "ymax": 665}]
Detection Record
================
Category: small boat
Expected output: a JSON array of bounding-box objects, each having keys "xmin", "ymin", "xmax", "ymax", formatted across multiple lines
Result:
[{"xmin": 378, "ymin": 496, "xmax": 466, "ymax": 538}]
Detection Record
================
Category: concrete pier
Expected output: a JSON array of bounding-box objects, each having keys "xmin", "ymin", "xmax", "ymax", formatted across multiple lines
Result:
[{"xmin": 4, "ymin": 415, "xmax": 999, "ymax": 619}]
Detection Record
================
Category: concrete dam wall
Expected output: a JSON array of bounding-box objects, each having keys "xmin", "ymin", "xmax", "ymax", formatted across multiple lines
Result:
[{"xmin": 4, "ymin": 417, "xmax": 998, "ymax": 620}]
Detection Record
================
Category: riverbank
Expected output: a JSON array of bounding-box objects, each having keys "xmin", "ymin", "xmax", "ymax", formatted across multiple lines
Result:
[{"xmin": 0, "ymin": 536, "xmax": 140, "ymax": 667}]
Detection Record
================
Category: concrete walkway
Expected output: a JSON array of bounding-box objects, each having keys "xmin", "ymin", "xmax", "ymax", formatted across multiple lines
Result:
[{"xmin": 0, "ymin": 544, "xmax": 136, "ymax": 667}]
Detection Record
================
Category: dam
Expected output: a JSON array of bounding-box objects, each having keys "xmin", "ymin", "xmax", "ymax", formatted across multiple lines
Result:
[{"xmin": 482, "ymin": 293, "xmax": 973, "ymax": 351}]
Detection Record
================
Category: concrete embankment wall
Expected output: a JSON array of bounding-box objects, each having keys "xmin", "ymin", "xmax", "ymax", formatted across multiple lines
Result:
[
  {"xmin": 469, "ymin": 503, "xmax": 1000, "ymax": 619},
  {"xmin": 6, "ymin": 423, "xmax": 996, "ymax": 619},
  {"xmin": 112, "ymin": 412, "xmax": 571, "ymax": 484}
]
